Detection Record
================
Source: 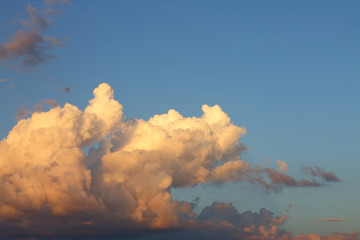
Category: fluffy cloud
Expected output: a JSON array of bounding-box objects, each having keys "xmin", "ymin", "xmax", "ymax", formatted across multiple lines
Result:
[
  {"xmin": 1, "ymin": 83, "xmax": 122, "ymax": 219},
  {"xmin": 0, "ymin": 83, "xmax": 348, "ymax": 239},
  {"xmin": 0, "ymin": 1, "xmax": 70, "ymax": 67}
]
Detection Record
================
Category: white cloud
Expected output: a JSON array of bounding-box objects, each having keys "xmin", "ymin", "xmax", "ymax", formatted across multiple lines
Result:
[{"xmin": 0, "ymin": 83, "xmax": 344, "ymax": 239}]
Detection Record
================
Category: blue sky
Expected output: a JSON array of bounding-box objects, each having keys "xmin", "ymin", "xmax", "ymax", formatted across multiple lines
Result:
[{"xmin": 1, "ymin": 1, "xmax": 359, "ymax": 238}]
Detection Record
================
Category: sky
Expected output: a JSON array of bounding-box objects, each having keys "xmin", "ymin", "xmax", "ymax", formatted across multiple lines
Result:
[{"xmin": 0, "ymin": 1, "xmax": 359, "ymax": 239}]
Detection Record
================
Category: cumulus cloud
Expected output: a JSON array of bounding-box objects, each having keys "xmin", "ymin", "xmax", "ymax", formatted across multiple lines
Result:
[
  {"xmin": 314, "ymin": 218, "xmax": 347, "ymax": 222},
  {"xmin": 0, "ymin": 1, "xmax": 70, "ymax": 67},
  {"xmin": 2, "ymin": 83, "xmax": 122, "ymax": 219},
  {"xmin": 0, "ymin": 83, "xmax": 347, "ymax": 239}
]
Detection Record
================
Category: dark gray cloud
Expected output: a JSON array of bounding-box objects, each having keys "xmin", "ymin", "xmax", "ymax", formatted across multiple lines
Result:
[
  {"xmin": 0, "ymin": 202, "xmax": 291, "ymax": 240},
  {"xmin": 0, "ymin": 202, "xmax": 355, "ymax": 240}
]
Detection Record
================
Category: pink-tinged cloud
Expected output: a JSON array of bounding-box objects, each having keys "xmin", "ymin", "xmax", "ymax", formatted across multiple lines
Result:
[
  {"xmin": 211, "ymin": 162, "xmax": 336, "ymax": 192},
  {"xmin": 314, "ymin": 218, "xmax": 347, "ymax": 222},
  {"xmin": 15, "ymin": 105, "xmax": 32, "ymax": 120},
  {"xmin": 0, "ymin": 2, "xmax": 69, "ymax": 67},
  {"xmin": 276, "ymin": 160, "xmax": 289, "ymax": 172},
  {"xmin": 302, "ymin": 166, "xmax": 341, "ymax": 182},
  {"xmin": 0, "ymin": 83, "xmax": 348, "ymax": 239},
  {"xmin": 44, "ymin": 99, "xmax": 59, "ymax": 108},
  {"xmin": 0, "ymin": 78, "xmax": 10, "ymax": 82},
  {"xmin": 0, "ymin": 30, "xmax": 53, "ymax": 66},
  {"xmin": 15, "ymin": 99, "xmax": 60, "ymax": 120},
  {"xmin": 293, "ymin": 232, "xmax": 359, "ymax": 240}
]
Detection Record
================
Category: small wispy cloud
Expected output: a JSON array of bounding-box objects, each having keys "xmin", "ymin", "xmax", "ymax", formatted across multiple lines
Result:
[
  {"xmin": 302, "ymin": 166, "xmax": 341, "ymax": 182},
  {"xmin": 286, "ymin": 204, "xmax": 292, "ymax": 214},
  {"xmin": 44, "ymin": 98, "xmax": 59, "ymax": 107},
  {"xmin": 56, "ymin": 86, "xmax": 71, "ymax": 93},
  {"xmin": 314, "ymin": 218, "xmax": 346, "ymax": 222},
  {"xmin": 64, "ymin": 86, "xmax": 71, "ymax": 93},
  {"xmin": 15, "ymin": 98, "xmax": 59, "ymax": 120},
  {"xmin": 0, "ymin": 78, "xmax": 10, "ymax": 82},
  {"xmin": 0, "ymin": 1, "xmax": 71, "ymax": 67},
  {"xmin": 15, "ymin": 106, "xmax": 32, "ymax": 120},
  {"xmin": 45, "ymin": 0, "xmax": 72, "ymax": 5}
]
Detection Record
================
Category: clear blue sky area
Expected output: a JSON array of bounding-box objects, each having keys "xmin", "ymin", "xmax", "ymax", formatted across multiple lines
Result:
[{"xmin": 1, "ymin": 0, "xmax": 359, "ymax": 236}]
